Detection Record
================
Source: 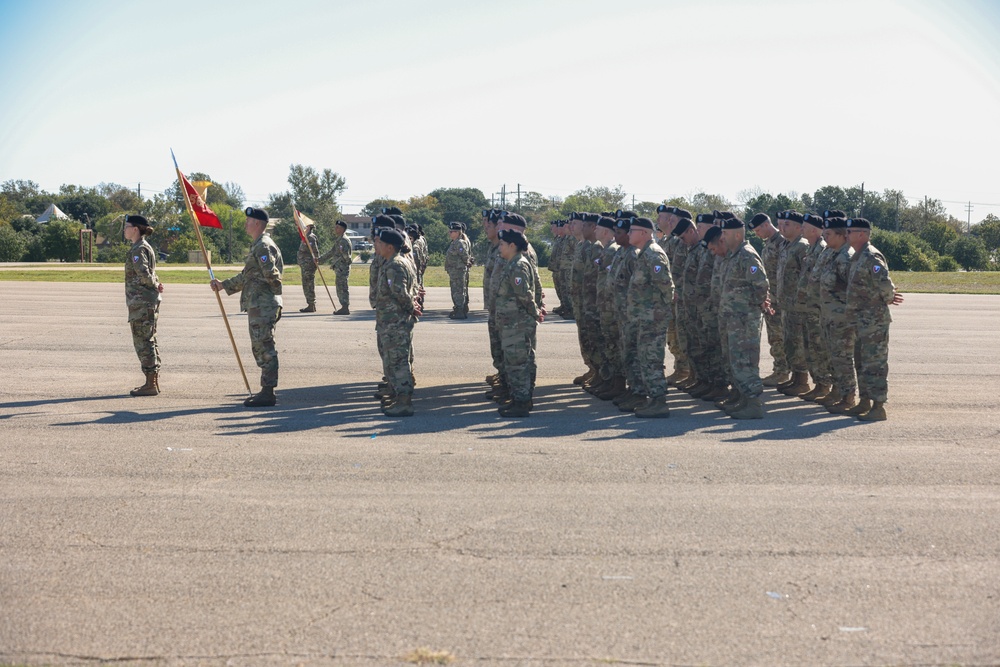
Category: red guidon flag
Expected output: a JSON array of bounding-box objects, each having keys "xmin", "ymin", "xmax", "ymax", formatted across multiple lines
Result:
[
  {"xmin": 292, "ymin": 208, "xmax": 315, "ymax": 242},
  {"xmin": 180, "ymin": 173, "xmax": 222, "ymax": 228}
]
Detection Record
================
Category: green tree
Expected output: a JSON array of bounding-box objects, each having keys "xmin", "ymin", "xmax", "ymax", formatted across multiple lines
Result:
[
  {"xmin": 360, "ymin": 197, "xmax": 405, "ymax": 216},
  {"xmin": 950, "ymin": 236, "xmax": 990, "ymax": 270},
  {"xmin": 56, "ymin": 184, "xmax": 112, "ymax": 223},
  {"xmin": 42, "ymin": 219, "xmax": 84, "ymax": 261},
  {"xmin": 919, "ymin": 221, "xmax": 960, "ymax": 254},
  {"xmin": 936, "ymin": 255, "xmax": 959, "ymax": 272},
  {"xmin": 1, "ymin": 179, "xmax": 46, "ymax": 214},
  {"xmin": 0, "ymin": 224, "xmax": 27, "ymax": 261},
  {"xmin": 0, "ymin": 194, "xmax": 19, "ymax": 225},
  {"xmin": 971, "ymin": 214, "xmax": 1000, "ymax": 252},
  {"xmin": 427, "ymin": 187, "xmax": 489, "ymax": 242},
  {"xmin": 560, "ymin": 185, "xmax": 627, "ymax": 216},
  {"xmin": 97, "ymin": 182, "xmax": 144, "ymax": 212}
]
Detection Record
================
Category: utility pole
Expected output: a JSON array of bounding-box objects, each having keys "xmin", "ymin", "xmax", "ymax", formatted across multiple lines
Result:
[
  {"xmin": 895, "ymin": 193, "xmax": 900, "ymax": 231},
  {"xmin": 501, "ymin": 184, "xmax": 506, "ymax": 208},
  {"xmin": 137, "ymin": 182, "xmax": 141, "ymax": 199},
  {"xmin": 860, "ymin": 182, "xmax": 864, "ymax": 217},
  {"xmin": 924, "ymin": 196, "xmax": 928, "ymax": 227},
  {"xmin": 516, "ymin": 183, "xmax": 520, "ymax": 211},
  {"xmin": 632, "ymin": 195, "xmax": 636, "ymax": 210},
  {"xmin": 966, "ymin": 201, "xmax": 974, "ymax": 234}
]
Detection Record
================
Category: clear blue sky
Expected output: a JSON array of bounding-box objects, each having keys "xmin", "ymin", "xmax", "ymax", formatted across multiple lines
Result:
[{"xmin": 2, "ymin": 0, "xmax": 999, "ymax": 221}]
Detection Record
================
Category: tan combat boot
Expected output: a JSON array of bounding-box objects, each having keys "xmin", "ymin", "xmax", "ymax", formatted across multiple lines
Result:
[
  {"xmin": 779, "ymin": 372, "xmax": 811, "ymax": 396},
  {"xmin": 634, "ymin": 394, "xmax": 670, "ymax": 418},
  {"xmin": 762, "ymin": 371, "xmax": 790, "ymax": 387},
  {"xmin": 130, "ymin": 372, "xmax": 159, "ymax": 397},
  {"xmin": 827, "ymin": 393, "xmax": 858, "ymax": 414},
  {"xmin": 801, "ymin": 383, "xmax": 832, "ymax": 402},
  {"xmin": 846, "ymin": 397, "xmax": 872, "ymax": 416},
  {"xmin": 244, "ymin": 386, "xmax": 276, "ymax": 407},
  {"xmin": 818, "ymin": 387, "xmax": 843, "ymax": 407},
  {"xmin": 499, "ymin": 398, "xmax": 532, "ymax": 418},
  {"xmin": 730, "ymin": 395, "xmax": 764, "ymax": 419},
  {"xmin": 858, "ymin": 401, "xmax": 887, "ymax": 421},
  {"xmin": 618, "ymin": 392, "xmax": 648, "ymax": 412},
  {"xmin": 383, "ymin": 393, "xmax": 414, "ymax": 417},
  {"xmin": 716, "ymin": 387, "xmax": 742, "ymax": 410}
]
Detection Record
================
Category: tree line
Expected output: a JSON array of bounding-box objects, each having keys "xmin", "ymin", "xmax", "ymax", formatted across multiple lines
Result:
[{"xmin": 2, "ymin": 174, "xmax": 997, "ymax": 271}]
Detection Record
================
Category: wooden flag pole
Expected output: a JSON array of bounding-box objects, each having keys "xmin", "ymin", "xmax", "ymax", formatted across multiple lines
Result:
[
  {"xmin": 293, "ymin": 206, "xmax": 337, "ymax": 310},
  {"xmin": 171, "ymin": 151, "xmax": 252, "ymax": 395}
]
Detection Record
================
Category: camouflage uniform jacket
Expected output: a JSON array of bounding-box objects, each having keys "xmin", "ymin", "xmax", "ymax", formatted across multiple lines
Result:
[
  {"xmin": 596, "ymin": 241, "xmax": 619, "ymax": 305},
  {"xmin": 483, "ymin": 241, "xmax": 500, "ymax": 306},
  {"xmin": 761, "ymin": 233, "xmax": 787, "ymax": 299},
  {"xmin": 719, "ymin": 242, "xmax": 768, "ymax": 317},
  {"xmin": 445, "ymin": 236, "xmax": 472, "ymax": 273},
  {"xmin": 125, "ymin": 238, "xmax": 161, "ymax": 321},
  {"xmin": 369, "ymin": 253, "xmax": 385, "ymax": 308},
  {"xmin": 776, "ymin": 234, "xmax": 809, "ymax": 311},
  {"xmin": 487, "ymin": 243, "xmax": 507, "ymax": 312},
  {"xmin": 570, "ymin": 239, "xmax": 593, "ymax": 313},
  {"xmin": 847, "ymin": 242, "xmax": 896, "ymax": 325},
  {"xmin": 795, "ymin": 239, "xmax": 828, "ymax": 313},
  {"xmin": 819, "ymin": 243, "xmax": 855, "ymax": 320},
  {"xmin": 524, "ymin": 242, "xmax": 545, "ymax": 310},
  {"xmin": 680, "ymin": 242, "xmax": 705, "ymax": 306},
  {"xmin": 495, "ymin": 253, "xmax": 540, "ymax": 328},
  {"xmin": 710, "ymin": 254, "xmax": 724, "ymax": 305},
  {"xmin": 319, "ymin": 234, "xmax": 353, "ymax": 269},
  {"xmin": 627, "ymin": 240, "xmax": 674, "ymax": 321},
  {"xmin": 670, "ymin": 240, "xmax": 690, "ymax": 300},
  {"xmin": 609, "ymin": 244, "xmax": 637, "ymax": 318},
  {"xmin": 222, "ymin": 232, "xmax": 283, "ymax": 312},
  {"xmin": 296, "ymin": 231, "xmax": 319, "ymax": 268},
  {"xmin": 691, "ymin": 243, "xmax": 715, "ymax": 305},
  {"xmin": 375, "ymin": 254, "xmax": 419, "ymax": 326},
  {"xmin": 412, "ymin": 236, "xmax": 428, "ymax": 276},
  {"xmin": 548, "ymin": 235, "xmax": 563, "ymax": 275}
]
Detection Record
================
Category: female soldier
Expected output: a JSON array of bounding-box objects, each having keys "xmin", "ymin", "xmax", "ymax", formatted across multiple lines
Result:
[
  {"xmin": 494, "ymin": 229, "xmax": 542, "ymax": 417},
  {"xmin": 123, "ymin": 214, "xmax": 164, "ymax": 396}
]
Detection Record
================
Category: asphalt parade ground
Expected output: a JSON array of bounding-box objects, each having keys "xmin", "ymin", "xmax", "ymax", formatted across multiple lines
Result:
[{"xmin": 1, "ymin": 281, "xmax": 999, "ymax": 666}]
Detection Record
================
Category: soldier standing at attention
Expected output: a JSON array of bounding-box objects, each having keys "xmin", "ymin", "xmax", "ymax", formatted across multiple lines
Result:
[
  {"xmin": 591, "ymin": 216, "xmax": 622, "ymax": 398},
  {"xmin": 748, "ymin": 213, "xmax": 789, "ymax": 386},
  {"xmin": 796, "ymin": 213, "xmax": 834, "ymax": 402},
  {"xmin": 817, "ymin": 215, "xmax": 858, "ymax": 413},
  {"xmin": 715, "ymin": 218, "xmax": 771, "ymax": 418},
  {"xmin": 123, "ymin": 214, "xmax": 164, "ymax": 397},
  {"xmin": 296, "ymin": 222, "xmax": 320, "ymax": 312},
  {"xmin": 845, "ymin": 218, "xmax": 904, "ymax": 421},
  {"xmin": 211, "ymin": 207, "xmax": 283, "ymax": 407},
  {"xmin": 547, "ymin": 219, "xmax": 563, "ymax": 316},
  {"xmin": 408, "ymin": 224, "xmax": 428, "ymax": 290},
  {"xmin": 672, "ymin": 217, "xmax": 705, "ymax": 396},
  {"xmin": 445, "ymin": 221, "xmax": 472, "ymax": 319},
  {"xmin": 626, "ymin": 217, "xmax": 674, "ymax": 418},
  {"xmin": 775, "ymin": 210, "xmax": 812, "ymax": 397},
  {"xmin": 317, "ymin": 220, "xmax": 353, "ymax": 314},
  {"xmin": 494, "ymin": 229, "xmax": 543, "ymax": 418}
]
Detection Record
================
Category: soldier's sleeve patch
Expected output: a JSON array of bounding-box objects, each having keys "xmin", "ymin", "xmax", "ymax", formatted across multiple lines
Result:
[
  {"xmin": 654, "ymin": 265, "xmax": 662, "ymax": 273},
  {"xmin": 133, "ymin": 256, "xmax": 140, "ymax": 263},
  {"xmin": 594, "ymin": 258, "xmax": 600, "ymax": 265},
  {"xmin": 750, "ymin": 266, "xmax": 758, "ymax": 274},
  {"xmin": 261, "ymin": 255, "xmax": 269, "ymax": 263},
  {"xmin": 388, "ymin": 278, "xmax": 393, "ymax": 286},
  {"xmin": 515, "ymin": 277, "xmax": 522, "ymax": 286},
  {"xmin": 873, "ymin": 265, "xmax": 881, "ymax": 273}
]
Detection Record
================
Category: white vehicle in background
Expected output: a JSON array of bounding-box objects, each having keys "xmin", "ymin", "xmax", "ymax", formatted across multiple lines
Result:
[{"xmin": 344, "ymin": 230, "xmax": 373, "ymax": 252}]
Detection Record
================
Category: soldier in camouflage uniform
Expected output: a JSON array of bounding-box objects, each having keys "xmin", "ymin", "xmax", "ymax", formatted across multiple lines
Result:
[
  {"xmin": 817, "ymin": 215, "xmax": 858, "ymax": 413},
  {"xmin": 123, "ymin": 214, "xmax": 163, "ymax": 397},
  {"xmin": 625, "ymin": 217, "xmax": 674, "ymax": 418},
  {"xmin": 558, "ymin": 219, "xmax": 577, "ymax": 320},
  {"xmin": 682, "ymin": 213, "xmax": 722, "ymax": 399},
  {"xmin": 845, "ymin": 217, "xmax": 904, "ymax": 421},
  {"xmin": 714, "ymin": 219, "xmax": 771, "ymax": 419},
  {"xmin": 445, "ymin": 221, "xmax": 472, "ymax": 319},
  {"xmin": 373, "ymin": 228, "xmax": 422, "ymax": 417},
  {"xmin": 749, "ymin": 213, "xmax": 789, "ymax": 386},
  {"xmin": 604, "ymin": 216, "xmax": 636, "ymax": 404},
  {"xmin": 211, "ymin": 207, "xmax": 283, "ymax": 408},
  {"xmin": 796, "ymin": 213, "xmax": 834, "ymax": 401},
  {"xmin": 591, "ymin": 216, "xmax": 623, "ymax": 398},
  {"xmin": 547, "ymin": 220, "xmax": 565, "ymax": 317},
  {"xmin": 409, "ymin": 224, "xmax": 428, "ymax": 289},
  {"xmin": 658, "ymin": 205, "xmax": 693, "ymax": 385},
  {"xmin": 494, "ymin": 229, "xmax": 543, "ymax": 417},
  {"xmin": 569, "ymin": 213, "xmax": 604, "ymax": 388},
  {"xmin": 775, "ymin": 210, "xmax": 812, "ymax": 396},
  {"xmin": 482, "ymin": 211, "xmax": 503, "ymax": 386},
  {"xmin": 673, "ymin": 217, "xmax": 705, "ymax": 396},
  {"xmin": 317, "ymin": 220, "xmax": 353, "ymax": 314},
  {"xmin": 296, "ymin": 223, "xmax": 321, "ymax": 312}
]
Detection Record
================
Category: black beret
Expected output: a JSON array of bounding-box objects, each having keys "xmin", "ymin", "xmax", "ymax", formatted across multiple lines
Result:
[
  {"xmin": 630, "ymin": 217, "xmax": 654, "ymax": 231},
  {"xmin": 656, "ymin": 204, "xmax": 671, "ymax": 213},
  {"xmin": 775, "ymin": 210, "xmax": 787, "ymax": 220},
  {"xmin": 378, "ymin": 228, "xmax": 405, "ymax": 248},
  {"xmin": 824, "ymin": 217, "xmax": 848, "ymax": 229},
  {"xmin": 846, "ymin": 217, "xmax": 871, "ymax": 230},
  {"xmin": 505, "ymin": 213, "xmax": 527, "ymax": 228},
  {"xmin": 614, "ymin": 217, "xmax": 631, "ymax": 232},
  {"xmin": 380, "ymin": 206, "xmax": 403, "ymax": 216},
  {"xmin": 124, "ymin": 214, "xmax": 151, "ymax": 228},
  {"xmin": 802, "ymin": 213, "xmax": 824, "ymax": 228},
  {"xmin": 721, "ymin": 217, "xmax": 745, "ymax": 230},
  {"xmin": 488, "ymin": 210, "xmax": 505, "ymax": 223},
  {"xmin": 600, "ymin": 212, "xmax": 615, "ymax": 218},
  {"xmin": 704, "ymin": 226, "xmax": 723, "ymax": 243},
  {"xmin": 672, "ymin": 219, "xmax": 692, "ymax": 236},
  {"xmin": 715, "ymin": 210, "xmax": 736, "ymax": 221},
  {"xmin": 749, "ymin": 213, "xmax": 770, "ymax": 229},
  {"xmin": 597, "ymin": 216, "xmax": 616, "ymax": 230},
  {"xmin": 549, "ymin": 219, "xmax": 559, "ymax": 225},
  {"xmin": 696, "ymin": 213, "xmax": 715, "ymax": 225},
  {"xmin": 448, "ymin": 222, "xmax": 464, "ymax": 231},
  {"xmin": 372, "ymin": 214, "xmax": 395, "ymax": 228},
  {"xmin": 675, "ymin": 208, "xmax": 692, "ymax": 220},
  {"xmin": 785, "ymin": 211, "xmax": 805, "ymax": 223},
  {"xmin": 498, "ymin": 228, "xmax": 528, "ymax": 251},
  {"xmin": 389, "ymin": 214, "xmax": 406, "ymax": 230},
  {"xmin": 335, "ymin": 220, "xmax": 347, "ymax": 229},
  {"xmin": 568, "ymin": 212, "xmax": 581, "ymax": 221},
  {"xmin": 824, "ymin": 209, "xmax": 847, "ymax": 219},
  {"xmin": 245, "ymin": 207, "xmax": 269, "ymax": 222},
  {"xmin": 616, "ymin": 210, "xmax": 638, "ymax": 219},
  {"xmin": 581, "ymin": 213, "xmax": 600, "ymax": 224}
]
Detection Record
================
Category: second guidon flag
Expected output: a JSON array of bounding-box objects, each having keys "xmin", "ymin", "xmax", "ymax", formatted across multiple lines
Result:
[
  {"xmin": 292, "ymin": 208, "xmax": 315, "ymax": 241},
  {"xmin": 180, "ymin": 173, "xmax": 222, "ymax": 228}
]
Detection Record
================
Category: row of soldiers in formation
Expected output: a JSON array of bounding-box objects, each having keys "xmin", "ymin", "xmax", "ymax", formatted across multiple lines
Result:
[
  {"xmin": 546, "ymin": 206, "xmax": 903, "ymax": 420},
  {"xmin": 122, "ymin": 203, "xmax": 901, "ymax": 420}
]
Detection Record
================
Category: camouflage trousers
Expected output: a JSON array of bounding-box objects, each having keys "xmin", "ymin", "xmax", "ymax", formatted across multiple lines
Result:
[
  {"xmin": 559, "ymin": 266, "xmax": 575, "ymax": 315},
  {"xmin": 301, "ymin": 262, "xmax": 317, "ymax": 306},
  {"xmin": 129, "ymin": 306, "xmax": 160, "ymax": 374},
  {"xmin": 618, "ymin": 307, "xmax": 644, "ymax": 394},
  {"xmin": 599, "ymin": 303, "xmax": 622, "ymax": 380},
  {"xmin": 576, "ymin": 302, "xmax": 604, "ymax": 371},
  {"xmin": 719, "ymin": 309, "xmax": 763, "ymax": 398},
  {"xmin": 500, "ymin": 320, "xmax": 537, "ymax": 401},
  {"xmin": 781, "ymin": 308, "xmax": 808, "ymax": 374},
  {"xmin": 667, "ymin": 304, "xmax": 689, "ymax": 373},
  {"xmin": 334, "ymin": 264, "xmax": 350, "ymax": 308},
  {"xmin": 248, "ymin": 305, "xmax": 280, "ymax": 388},
  {"xmin": 488, "ymin": 313, "xmax": 504, "ymax": 372},
  {"xmin": 854, "ymin": 318, "xmax": 890, "ymax": 402},
  {"xmin": 680, "ymin": 300, "xmax": 705, "ymax": 380},
  {"xmin": 378, "ymin": 317, "xmax": 415, "ymax": 396},
  {"xmin": 448, "ymin": 269, "xmax": 469, "ymax": 312},
  {"xmin": 764, "ymin": 296, "xmax": 788, "ymax": 375},
  {"xmin": 821, "ymin": 311, "xmax": 857, "ymax": 395},
  {"xmin": 552, "ymin": 269, "xmax": 568, "ymax": 313},
  {"xmin": 635, "ymin": 314, "xmax": 670, "ymax": 398},
  {"xmin": 697, "ymin": 302, "xmax": 724, "ymax": 385},
  {"xmin": 803, "ymin": 310, "xmax": 833, "ymax": 385}
]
